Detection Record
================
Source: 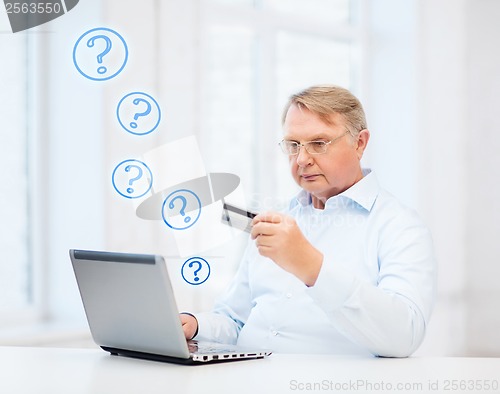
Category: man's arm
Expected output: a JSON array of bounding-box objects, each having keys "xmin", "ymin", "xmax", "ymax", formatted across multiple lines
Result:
[
  {"xmin": 308, "ymin": 218, "xmax": 436, "ymax": 357},
  {"xmin": 181, "ymin": 245, "xmax": 255, "ymax": 344},
  {"xmin": 252, "ymin": 210, "xmax": 436, "ymax": 357}
]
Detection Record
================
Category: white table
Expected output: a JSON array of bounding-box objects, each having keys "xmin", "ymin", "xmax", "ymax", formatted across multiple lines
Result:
[{"xmin": 1, "ymin": 346, "xmax": 499, "ymax": 394}]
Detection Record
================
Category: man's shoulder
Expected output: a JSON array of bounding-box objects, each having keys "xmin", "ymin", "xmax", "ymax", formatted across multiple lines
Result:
[{"xmin": 372, "ymin": 188, "xmax": 429, "ymax": 234}]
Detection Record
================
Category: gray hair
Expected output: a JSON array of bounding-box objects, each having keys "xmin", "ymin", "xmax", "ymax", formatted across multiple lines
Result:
[{"xmin": 282, "ymin": 85, "xmax": 367, "ymax": 138}]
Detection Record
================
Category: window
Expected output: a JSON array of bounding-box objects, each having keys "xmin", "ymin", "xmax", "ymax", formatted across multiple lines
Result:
[
  {"xmin": 0, "ymin": 0, "xmax": 365, "ymax": 330},
  {"xmin": 200, "ymin": 24, "xmax": 257, "ymax": 194},
  {"xmin": 199, "ymin": 0, "xmax": 361, "ymax": 209}
]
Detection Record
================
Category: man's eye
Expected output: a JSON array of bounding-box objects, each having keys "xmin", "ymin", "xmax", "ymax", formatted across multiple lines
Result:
[{"xmin": 310, "ymin": 141, "xmax": 325, "ymax": 147}]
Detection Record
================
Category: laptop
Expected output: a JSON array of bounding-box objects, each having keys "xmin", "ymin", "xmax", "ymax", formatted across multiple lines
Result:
[{"xmin": 69, "ymin": 249, "xmax": 271, "ymax": 365}]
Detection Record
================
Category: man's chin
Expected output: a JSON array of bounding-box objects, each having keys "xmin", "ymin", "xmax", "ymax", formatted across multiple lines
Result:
[{"xmin": 302, "ymin": 186, "xmax": 327, "ymax": 199}]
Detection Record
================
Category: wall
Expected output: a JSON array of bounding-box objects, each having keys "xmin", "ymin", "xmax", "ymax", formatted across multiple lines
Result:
[
  {"xmin": 465, "ymin": 0, "xmax": 500, "ymax": 356},
  {"xmin": 414, "ymin": 0, "xmax": 469, "ymax": 355},
  {"xmin": 416, "ymin": 0, "xmax": 500, "ymax": 356}
]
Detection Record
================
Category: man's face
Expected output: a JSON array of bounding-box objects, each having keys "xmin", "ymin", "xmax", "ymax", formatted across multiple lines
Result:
[{"xmin": 282, "ymin": 104, "xmax": 368, "ymax": 208}]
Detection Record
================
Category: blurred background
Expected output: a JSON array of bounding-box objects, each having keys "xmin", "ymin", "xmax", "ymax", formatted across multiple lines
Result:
[{"xmin": 1, "ymin": 0, "xmax": 499, "ymax": 356}]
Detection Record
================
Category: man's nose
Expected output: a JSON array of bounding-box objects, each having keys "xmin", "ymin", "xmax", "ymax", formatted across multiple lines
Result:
[{"xmin": 296, "ymin": 146, "xmax": 313, "ymax": 167}]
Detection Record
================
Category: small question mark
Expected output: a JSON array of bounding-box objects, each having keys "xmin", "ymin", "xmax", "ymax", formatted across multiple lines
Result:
[
  {"xmin": 130, "ymin": 98, "xmax": 152, "ymax": 129},
  {"xmin": 125, "ymin": 164, "xmax": 143, "ymax": 194},
  {"xmin": 188, "ymin": 260, "xmax": 202, "ymax": 282},
  {"xmin": 181, "ymin": 257, "xmax": 210, "ymax": 285},
  {"xmin": 169, "ymin": 195, "xmax": 191, "ymax": 223},
  {"xmin": 86, "ymin": 35, "xmax": 112, "ymax": 75}
]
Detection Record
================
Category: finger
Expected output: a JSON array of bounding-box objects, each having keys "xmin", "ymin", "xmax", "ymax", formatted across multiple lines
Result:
[
  {"xmin": 250, "ymin": 221, "xmax": 278, "ymax": 239},
  {"xmin": 255, "ymin": 242, "xmax": 273, "ymax": 258},
  {"xmin": 252, "ymin": 211, "xmax": 283, "ymax": 226},
  {"xmin": 253, "ymin": 228, "xmax": 277, "ymax": 246}
]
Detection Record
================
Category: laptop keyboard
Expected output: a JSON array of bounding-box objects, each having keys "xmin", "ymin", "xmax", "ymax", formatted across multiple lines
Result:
[{"xmin": 188, "ymin": 341, "xmax": 239, "ymax": 354}]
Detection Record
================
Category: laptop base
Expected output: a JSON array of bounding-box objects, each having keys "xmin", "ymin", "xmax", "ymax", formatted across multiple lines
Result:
[{"xmin": 101, "ymin": 346, "xmax": 265, "ymax": 366}]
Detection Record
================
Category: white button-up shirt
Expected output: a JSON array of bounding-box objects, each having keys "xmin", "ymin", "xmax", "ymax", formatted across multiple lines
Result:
[{"xmin": 195, "ymin": 170, "xmax": 436, "ymax": 357}]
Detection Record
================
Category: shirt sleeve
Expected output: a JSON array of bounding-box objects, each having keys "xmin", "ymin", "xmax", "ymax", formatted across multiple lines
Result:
[
  {"xmin": 193, "ymin": 244, "xmax": 254, "ymax": 344},
  {"xmin": 306, "ymin": 211, "xmax": 437, "ymax": 358}
]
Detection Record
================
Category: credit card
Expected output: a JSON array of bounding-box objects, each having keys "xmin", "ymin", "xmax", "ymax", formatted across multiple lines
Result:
[{"xmin": 221, "ymin": 203, "xmax": 257, "ymax": 233}]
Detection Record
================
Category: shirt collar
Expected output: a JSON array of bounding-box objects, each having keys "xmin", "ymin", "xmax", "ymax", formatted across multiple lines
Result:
[{"xmin": 291, "ymin": 168, "xmax": 380, "ymax": 212}]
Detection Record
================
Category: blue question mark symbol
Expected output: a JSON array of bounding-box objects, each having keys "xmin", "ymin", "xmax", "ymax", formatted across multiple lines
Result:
[
  {"xmin": 86, "ymin": 35, "xmax": 112, "ymax": 75},
  {"xmin": 125, "ymin": 164, "xmax": 143, "ymax": 194},
  {"xmin": 130, "ymin": 98, "xmax": 152, "ymax": 129},
  {"xmin": 169, "ymin": 195, "xmax": 191, "ymax": 224},
  {"xmin": 188, "ymin": 260, "xmax": 202, "ymax": 282}
]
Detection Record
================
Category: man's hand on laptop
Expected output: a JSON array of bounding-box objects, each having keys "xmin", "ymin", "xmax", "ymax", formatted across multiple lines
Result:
[{"xmin": 180, "ymin": 313, "xmax": 199, "ymax": 340}]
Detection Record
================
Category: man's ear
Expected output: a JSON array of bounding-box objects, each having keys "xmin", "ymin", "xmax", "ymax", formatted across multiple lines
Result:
[{"xmin": 356, "ymin": 129, "xmax": 370, "ymax": 159}]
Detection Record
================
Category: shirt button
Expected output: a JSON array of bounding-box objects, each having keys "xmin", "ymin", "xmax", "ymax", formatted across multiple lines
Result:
[
  {"xmin": 286, "ymin": 292, "xmax": 292, "ymax": 299},
  {"xmin": 271, "ymin": 330, "xmax": 278, "ymax": 336}
]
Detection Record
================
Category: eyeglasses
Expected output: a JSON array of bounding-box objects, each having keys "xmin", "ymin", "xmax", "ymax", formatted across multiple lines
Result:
[{"xmin": 279, "ymin": 130, "xmax": 351, "ymax": 155}]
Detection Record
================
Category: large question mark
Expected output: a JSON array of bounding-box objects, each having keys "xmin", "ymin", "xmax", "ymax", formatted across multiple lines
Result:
[
  {"xmin": 188, "ymin": 260, "xmax": 202, "ymax": 282},
  {"xmin": 125, "ymin": 164, "xmax": 143, "ymax": 194},
  {"xmin": 129, "ymin": 98, "xmax": 152, "ymax": 129},
  {"xmin": 168, "ymin": 195, "xmax": 191, "ymax": 223},
  {"xmin": 87, "ymin": 34, "xmax": 112, "ymax": 75}
]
